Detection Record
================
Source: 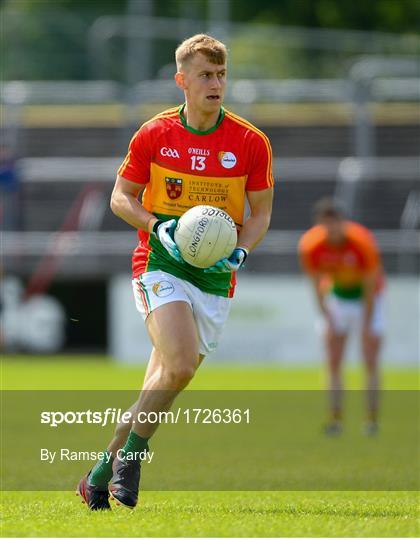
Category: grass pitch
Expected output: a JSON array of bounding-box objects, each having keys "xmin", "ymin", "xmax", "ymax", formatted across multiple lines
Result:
[
  {"xmin": 1, "ymin": 356, "xmax": 419, "ymax": 537},
  {"xmin": 2, "ymin": 490, "xmax": 418, "ymax": 537}
]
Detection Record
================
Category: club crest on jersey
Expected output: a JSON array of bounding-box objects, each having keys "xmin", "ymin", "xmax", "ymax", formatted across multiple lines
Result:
[
  {"xmin": 218, "ymin": 151, "xmax": 237, "ymax": 169},
  {"xmin": 165, "ymin": 177, "xmax": 183, "ymax": 199}
]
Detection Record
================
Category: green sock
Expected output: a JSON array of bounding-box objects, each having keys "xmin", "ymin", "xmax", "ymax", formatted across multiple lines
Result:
[
  {"xmin": 120, "ymin": 431, "xmax": 149, "ymax": 458},
  {"xmin": 89, "ymin": 450, "xmax": 114, "ymax": 487}
]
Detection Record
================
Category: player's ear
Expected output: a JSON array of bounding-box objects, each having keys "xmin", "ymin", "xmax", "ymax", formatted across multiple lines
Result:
[{"xmin": 175, "ymin": 71, "xmax": 187, "ymax": 90}]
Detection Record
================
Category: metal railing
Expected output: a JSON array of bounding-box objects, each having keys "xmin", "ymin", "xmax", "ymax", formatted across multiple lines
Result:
[
  {"xmin": 18, "ymin": 156, "xmax": 420, "ymax": 183},
  {"xmin": 3, "ymin": 75, "xmax": 418, "ymax": 106},
  {"xmin": 3, "ymin": 69, "xmax": 418, "ymax": 160},
  {"xmin": 87, "ymin": 15, "xmax": 419, "ymax": 80},
  {"xmin": 3, "ymin": 229, "xmax": 418, "ymax": 257}
]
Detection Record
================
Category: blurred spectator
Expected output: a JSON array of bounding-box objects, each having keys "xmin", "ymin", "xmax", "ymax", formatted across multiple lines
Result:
[{"xmin": 0, "ymin": 144, "xmax": 21, "ymax": 230}]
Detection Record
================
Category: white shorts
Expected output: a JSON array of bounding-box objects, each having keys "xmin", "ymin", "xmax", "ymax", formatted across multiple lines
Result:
[
  {"xmin": 321, "ymin": 293, "xmax": 385, "ymax": 336},
  {"xmin": 132, "ymin": 270, "xmax": 231, "ymax": 355}
]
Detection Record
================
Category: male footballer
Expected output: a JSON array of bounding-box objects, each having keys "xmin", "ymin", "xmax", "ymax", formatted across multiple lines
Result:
[
  {"xmin": 77, "ymin": 34, "xmax": 274, "ymax": 509},
  {"xmin": 299, "ymin": 198, "xmax": 385, "ymax": 435}
]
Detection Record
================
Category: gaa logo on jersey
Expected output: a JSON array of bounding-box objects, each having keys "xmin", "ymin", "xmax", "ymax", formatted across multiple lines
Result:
[
  {"xmin": 160, "ymin": 147, "xmax": 180, "ymax": 158},
  {"xmin": 218, "ymin": 151, "xmax": 237, "ymax": 169},
  {"xmin": 165, "ymin": 177, "xmax": 183, "ymax": 199}
]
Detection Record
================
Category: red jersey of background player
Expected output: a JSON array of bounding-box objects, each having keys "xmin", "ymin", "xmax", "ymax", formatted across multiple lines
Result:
[{"xmin": 299, "ymin": 221, "xmax": 385, "ymax": 299}]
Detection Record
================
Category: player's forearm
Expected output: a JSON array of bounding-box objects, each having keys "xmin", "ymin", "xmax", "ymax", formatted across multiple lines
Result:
[
  {"xmin": 317, "ymin": 292, "xmax": 329, "ymax": 319},
  {"xmin": 110, "ymin": 191, "xmax": 157, "ymax": 233},
  {"xmin": 310, "ymin": 276, "xmax": 328, "ymax": 317},
  {"xmin": 314, "ymin": 280, "xmax": 328, "ymax": 317},
  {"xmin": 237, "ymin": 212, "xmax": 271, "ymax": 252},
  {"xmin": 363, "ymin": 279, "xmax": 375, "ymax": 325}
]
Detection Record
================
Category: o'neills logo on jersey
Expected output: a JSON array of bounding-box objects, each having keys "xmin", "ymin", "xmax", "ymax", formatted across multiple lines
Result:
[
  {"xmin": 218, "ymin": 151, "xmax": 237, "ymax": 169},
  {"xmin": 188, "ymin": 147, "xmax": 210, "ymax": 156},
  {"xmin": 160, "ymin": 147, "xmax": 180, "ymax": 158},
  {"xmin": 165, "ymin": 177, "xmax": 183, "ymax": 199}
]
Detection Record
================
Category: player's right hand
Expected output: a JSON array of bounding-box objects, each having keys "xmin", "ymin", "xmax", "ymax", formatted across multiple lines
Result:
[{"xmin": 152, "ymin": 219, "xmax": 185, "ymax": 264}]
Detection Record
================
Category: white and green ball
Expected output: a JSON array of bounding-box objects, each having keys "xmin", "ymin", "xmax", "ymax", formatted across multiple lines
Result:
[{"xmin": 174, "ymin": 205, "xmax": 237, "ymax": 269}]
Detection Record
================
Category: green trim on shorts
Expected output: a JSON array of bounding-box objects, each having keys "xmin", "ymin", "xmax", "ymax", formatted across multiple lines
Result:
[
  {"xmin": 332, "ymin": 284, "xmax": 364, "ymax": 300},
  {"xmin": 139, "ymin": 275, "xmax": 152, "ymax": 312}
]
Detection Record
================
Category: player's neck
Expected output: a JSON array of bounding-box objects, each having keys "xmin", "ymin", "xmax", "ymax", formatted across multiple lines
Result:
[{"xmin": 182, "ymin": 104, "xmax": 221, "ymax": 132}]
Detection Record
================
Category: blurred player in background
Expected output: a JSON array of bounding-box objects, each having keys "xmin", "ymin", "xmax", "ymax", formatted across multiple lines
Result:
[
  {"xmin": 299, "ymin": 198, "xmax": 385, "ymax": 435},
  {"xmin": 77, "ymin": 34, "xmax": 274, "ymax": 510}
]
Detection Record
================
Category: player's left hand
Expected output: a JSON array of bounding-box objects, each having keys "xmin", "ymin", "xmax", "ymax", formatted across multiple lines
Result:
[
  {"xmin": 153, "ymin": 219, "xmax": 185, "ymax": 264},
  {"xmin": 204, "ymin": 247, "xmax": 248, "ymax": 273}
]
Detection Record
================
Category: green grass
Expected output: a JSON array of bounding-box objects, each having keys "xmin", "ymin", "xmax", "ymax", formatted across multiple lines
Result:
[
  {"xmin": 2, "ymin": 491, "xmax": 419, "ymax": 537},
  {"xmin": 1, "ymin": 356, "xmax": 419, "ymax": 537},
  {"xmin": 2, "ymin": 355, "xmax": 418, "ymax": 390}
]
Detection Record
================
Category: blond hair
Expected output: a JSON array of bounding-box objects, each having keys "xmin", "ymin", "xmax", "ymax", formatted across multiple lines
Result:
[{"xmin": 175, "ymin": 34, "xmax": 227, "ymax": 69}]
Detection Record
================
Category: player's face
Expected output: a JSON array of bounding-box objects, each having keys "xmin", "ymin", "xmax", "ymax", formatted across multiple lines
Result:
[
  {"xmin": 177, "ymin": 53, "xmax": 226, "ymax": 114},
  {"xmin": 321, "ymin": 216, "xmax": 346, "ymax": 245}
]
